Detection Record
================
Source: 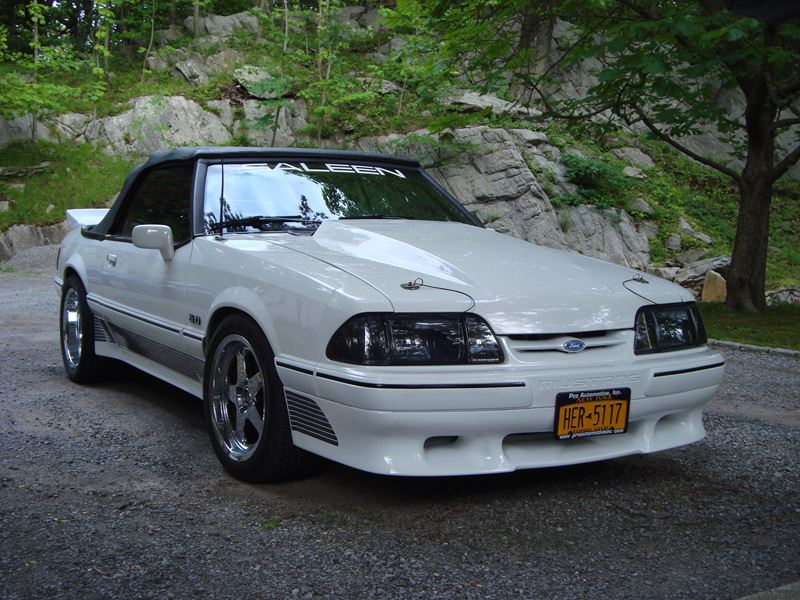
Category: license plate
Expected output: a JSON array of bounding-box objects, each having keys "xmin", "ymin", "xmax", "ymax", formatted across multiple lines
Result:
[{"xmin": 554, "ymin": 388, "xmax": 630, "ymax": 440}]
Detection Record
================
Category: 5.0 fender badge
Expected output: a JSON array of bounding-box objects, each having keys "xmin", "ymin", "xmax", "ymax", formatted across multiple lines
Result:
[{"xmin": 561, "ymin": 338, "xmax": 587, "ymax": 353}]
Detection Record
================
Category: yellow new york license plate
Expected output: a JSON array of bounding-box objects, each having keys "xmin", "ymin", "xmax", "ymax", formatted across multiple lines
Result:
[{"xmin": 554, "ymin": 388, "xmax": 630, "ymax": 440}]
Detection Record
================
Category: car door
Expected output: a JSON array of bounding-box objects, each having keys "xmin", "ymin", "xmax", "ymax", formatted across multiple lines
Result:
[{"xmin": 89, "ymin": 163, "xmax": 197, "ymax": 371}]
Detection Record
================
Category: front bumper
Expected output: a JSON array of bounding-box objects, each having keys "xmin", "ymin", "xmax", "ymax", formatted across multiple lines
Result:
[{"xmin": 275, "ymin": 346, "xmax": 724, "ymax": 476}]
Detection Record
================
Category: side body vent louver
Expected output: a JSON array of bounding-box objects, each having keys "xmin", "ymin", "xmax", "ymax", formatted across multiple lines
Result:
[
  {"xmin": 284, "ymin": 390, "xmax": 338, "ymax": 446},
  {"xmin": 93, "ymin": 315, "xmax": 114, "ymax": 343}
]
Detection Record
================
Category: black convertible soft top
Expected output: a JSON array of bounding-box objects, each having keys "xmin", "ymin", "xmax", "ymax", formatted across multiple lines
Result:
[
  {"xmin": 90, "ymin": 146, "xmax": 422, "ymax": 236},
  {"xmin": 140, "ymin": 146, "xmax": 419, "ymax": 168}
]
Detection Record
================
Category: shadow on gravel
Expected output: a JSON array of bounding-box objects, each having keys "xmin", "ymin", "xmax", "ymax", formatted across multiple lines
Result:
[
  {"xmin": 79, "ymin": 362, "xmax": 205, "ymax": 428},
  {"xmin": 258, "ymin": 454, "xmax": 679, "ymax": 513}
]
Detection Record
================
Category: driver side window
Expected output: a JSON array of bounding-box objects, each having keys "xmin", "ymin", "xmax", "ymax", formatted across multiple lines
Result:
[{"xmin": 119, "ymin": 165, "xmax": 194, "ymax": 244}]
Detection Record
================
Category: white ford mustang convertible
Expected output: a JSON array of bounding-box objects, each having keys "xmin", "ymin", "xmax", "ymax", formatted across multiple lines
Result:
[{"xmin": 57, "ymin": 147, "xmax": 725, "ymax": 481}]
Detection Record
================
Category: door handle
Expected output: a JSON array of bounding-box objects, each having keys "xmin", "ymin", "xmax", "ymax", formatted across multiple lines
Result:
[{"xmin": 106, "ymin": 253, "xmax": 117, "ymax": 266}]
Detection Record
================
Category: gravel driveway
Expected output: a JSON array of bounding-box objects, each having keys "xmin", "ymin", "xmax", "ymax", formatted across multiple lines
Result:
[{"xmin": 1, "ymin": 268, "xmax": 798, "ymax": 600}]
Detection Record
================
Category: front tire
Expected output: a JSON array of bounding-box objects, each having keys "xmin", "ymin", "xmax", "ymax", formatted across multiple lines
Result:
[
  {"xmin": 60, "ymin": 275, "xmax": 101, "ymax": 383},
  {"xmin": 204, "ymin": 314, "xmax": 321, "ymax": 482}
]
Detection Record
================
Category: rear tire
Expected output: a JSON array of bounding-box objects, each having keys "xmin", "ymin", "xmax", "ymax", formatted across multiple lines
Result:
[
  {"xmin": 59, "ymin": 275, "xmax": 101, "ymax": 383},
  {"xmin": 204, "ymin": 314, "xmax": 321, "ymax": 482}
]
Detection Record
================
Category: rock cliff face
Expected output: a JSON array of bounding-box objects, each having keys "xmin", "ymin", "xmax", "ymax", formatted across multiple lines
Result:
[
  {"xmin": 0, "ymin": 222, "xmax": 68, "ymax": 262},
  {"xmin": 357, "ymin": 126, "xmax": 652, "ymax": 269},
  {"xmin": 0, "ymin": 102, "xmax": 706, "ymax": 276},
  {"xmin": 82, "ymin": 96, "xmax": 231, "ymax": 155}
]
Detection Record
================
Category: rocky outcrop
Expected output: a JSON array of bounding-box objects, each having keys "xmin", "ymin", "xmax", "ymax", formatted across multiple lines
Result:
[
  {"xmin": 183, "ymin": 11, "xmax": 260, "ymax": 37},
  {"xmin": 0, "ymin": 222, "xmax": 68, "ymax": 262},
  {"xmin": 673, "ymin": 256, "xmax": 730, "ymax": 295},
  {"xmin": 174, "ymin": 57, "xmax": 211, "ymax": 85},
  {"xmin": 336, "ymin": 6, "xmax": 384, "ymax": 30},
  {"xmin": 0, "ymin": 114, "xmax": 55, "ymax": 147},
  {"xmin": 766, "ymin": 287, "xmax": 800, "ymax": 306},
  {"xmin": 701, "ymin": 270, "xmax": 727, "ymax": 302},
  {"xmin": 146, "ymin": 48, "xmax": 242, "ymax": 85},
  {"xmin": 611, "ymin": 147, "xmax": 655, "ymax": 169},
  {"xmin": 82, "ymin": 96, "xmax": 231, "ymax": 155},
  {"xmin": 560, "ymin": 205, "xmax": 650, "ymax": 269},
  {"xmin": 446, "ymin": 90, "xmax": 542, "ymax": 119},
  {"xmin": 358, "ymin": 125, "xmax": 651, "ymax": 269},
  {"xmin": 234, "ymin": 66, "xmax": 284, "ymax": 99},
  {"xmin": 238, "ymin": 99, "xmax": 308, "ymax": 147}
]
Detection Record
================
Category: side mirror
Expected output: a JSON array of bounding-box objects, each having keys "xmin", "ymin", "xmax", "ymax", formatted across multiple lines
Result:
[{"xmin": 132, "ymin": 224, "xmax": 175, "ymax": 261}]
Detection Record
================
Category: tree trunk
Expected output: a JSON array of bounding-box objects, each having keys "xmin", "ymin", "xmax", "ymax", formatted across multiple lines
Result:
[
  {"xmin": 31, "ymin": 5, "xmax": 39, "ymax": 143},
  {"xmin": 725, "ymin": 71, "xmax": 776, "ymax": 312},
  {"xmin": 74, "ymin": 0, "xmax": 94, "ymax": 51},
  {"xmin": 103, "ymin": 25, "xmax": 110, "ymax": 83},
  {"xmin": 726, "ymin": 176, "xmax": 772, "ymax": 311},
  {"xmin": 283, "ymin": 0, "xmax": 290, "ymax": 54},
  {"xmin": 193, "ymin": 0, "xmax": 200, "ymax": 38},
  {"xmin": 141, "ymin": 0, "xmax": 156, "ymax": 83}
]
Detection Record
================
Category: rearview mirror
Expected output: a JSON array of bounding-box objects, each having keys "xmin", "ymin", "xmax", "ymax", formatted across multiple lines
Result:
[{"xmin": 132, "ymin": 224, "xmax": 174, "ymax": 261}]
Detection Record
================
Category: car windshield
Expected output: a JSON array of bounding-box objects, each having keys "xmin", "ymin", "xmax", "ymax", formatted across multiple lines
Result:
[{"xmin": 202, "ymin": 162, "xmax": 472, "ymax": 234}]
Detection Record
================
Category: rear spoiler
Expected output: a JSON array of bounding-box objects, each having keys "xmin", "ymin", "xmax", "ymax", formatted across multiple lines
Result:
[{"xmin": 66, "ymin": 208, "xmax": 110, "ymax": 231}]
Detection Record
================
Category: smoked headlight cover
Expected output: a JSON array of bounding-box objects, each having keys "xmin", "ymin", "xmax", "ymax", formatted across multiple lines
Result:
[
  {"xmin": 634, "ymin": 302, "xmax": 707, "ymax": 355},
  {"xmin": 327, "ymin": 313, "xmax": 504, "ymax": 365}
]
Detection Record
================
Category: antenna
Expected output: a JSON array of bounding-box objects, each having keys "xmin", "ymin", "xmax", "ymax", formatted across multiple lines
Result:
[{"xmin": 216, "ymin": 157, "xmax": 225, "ymax": 240}]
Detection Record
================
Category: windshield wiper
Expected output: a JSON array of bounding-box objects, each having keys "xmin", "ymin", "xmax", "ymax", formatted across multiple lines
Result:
[
  {"xmin": 339, "ymin": 214, "xmax": 415, "ymax": 220},
  {"xmin": 213, "ymin": 215, "xmax": 321, "ymax": 233}
]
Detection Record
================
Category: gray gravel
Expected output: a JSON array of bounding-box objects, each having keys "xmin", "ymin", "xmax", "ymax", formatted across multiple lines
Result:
[
  {"xmin": 1, "ymin": 270, "xmax": 798, "ymax": 600},
  {"xmin": 2, "ymin": 244, "xmax": 59, "ymax": 272}
]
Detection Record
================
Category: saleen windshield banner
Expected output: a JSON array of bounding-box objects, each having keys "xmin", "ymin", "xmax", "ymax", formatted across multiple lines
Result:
[{"xmin": 244, "ymin": 162, "xmax": 407, "ymax": 178}]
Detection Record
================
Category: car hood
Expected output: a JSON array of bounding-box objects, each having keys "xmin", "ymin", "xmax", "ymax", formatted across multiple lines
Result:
[{"xmin": 270, "ymin": 220, "xmax": 692, "ymax": 334}]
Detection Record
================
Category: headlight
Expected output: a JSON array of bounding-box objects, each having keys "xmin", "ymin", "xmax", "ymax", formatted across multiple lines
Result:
[
  {"xmin": 327, "ymin": 313, "xmax": 504, "ymax": 365},
  {"xmin": 634, "ymin": 302, "xmax": 707, "ymax": 355}
]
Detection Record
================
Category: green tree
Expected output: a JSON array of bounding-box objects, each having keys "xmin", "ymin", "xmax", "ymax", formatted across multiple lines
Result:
[
  {"xmin": 424, "ymin": 0, "xmax": 800, "ymax": 311},
  {"xmin": 0, "ymin": 10, "xmax": 92, "ymax": 141}
]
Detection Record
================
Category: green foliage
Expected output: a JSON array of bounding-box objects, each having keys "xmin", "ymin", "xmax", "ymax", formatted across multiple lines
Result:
[
  {"xmin": 386, "ymin": 0, "xmax": 522, "ymax": 95},
  {"xmin": 0, "ymin": 25, "xmax": 99, "ymax": 124},
  {"xmin": 0, "ymin": 72, "xmax": 80, "ymax": 119},
  {"xmin": 248, "ymin": 76, "xmax": 292, "ymax": 100},
  {"xmin": 390, "ymin": 132, "xmax": 480, "ymax": 165},
  {"xmin": 767, "ymin": 183, "xmax": 800, "ymax": 289},
  {"xmin": 0, "ymin": 141, "xmax": 137, "ymax": 232},
  {"xmin": 427, "ymin": 110, "xmax": 488, "ymax": 133},
  {"xmin": 561, "ymin": 153, "xmax": 632, "ymax": 209}
]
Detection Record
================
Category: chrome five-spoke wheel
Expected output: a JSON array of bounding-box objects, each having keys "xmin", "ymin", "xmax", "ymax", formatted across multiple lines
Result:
[
  {"xmin": 208, "ymin": 334, "xmax": 267, "ymax": 462},
  {"xmin": 203, "ymin": 314, "xmax": 321, "ymax": 482},
  {"xmin": 61, "ymin": 287, "xmax": 82, "ymax": 370},
  {"xmin": 59, "ymin": 275, "xmax": 99, "ymax": 383}
]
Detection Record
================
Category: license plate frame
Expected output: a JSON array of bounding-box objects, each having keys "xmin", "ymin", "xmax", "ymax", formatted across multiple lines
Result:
[{"xmin": 554, "ymin": 387, "xmax": 630, "ymax": 440}]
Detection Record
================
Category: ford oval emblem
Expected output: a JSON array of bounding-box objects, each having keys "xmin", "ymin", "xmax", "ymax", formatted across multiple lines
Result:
[{"xmin": 561, "ymin": 339, "xmax": 587, "ymax": 353}]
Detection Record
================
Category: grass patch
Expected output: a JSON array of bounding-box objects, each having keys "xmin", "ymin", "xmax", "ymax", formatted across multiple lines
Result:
[
  {"xmin": 0, "ymin": 141, "xmax": 138, "ymax": 232},
  {"xmin": 698, "ymin": 303, "xmax": 800, "ymax": 351},
  {"xmin": 256, "ymin": 516, "xmax": 281, "ymax": 531},
  {"xmin": 767, "ymin": 182, "xmax": 800, "ymax": 289}
]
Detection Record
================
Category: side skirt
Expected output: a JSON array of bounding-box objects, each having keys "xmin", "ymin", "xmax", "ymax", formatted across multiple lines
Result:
[{"xmin": 93, "ymin": 316, "xmax": 204, "ymax": 399}]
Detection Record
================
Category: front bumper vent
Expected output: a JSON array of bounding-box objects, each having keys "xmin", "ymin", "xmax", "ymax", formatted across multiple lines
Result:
[{"xmin": 284, "ymin": 390, "xmax": 338, "ymax": 446}]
